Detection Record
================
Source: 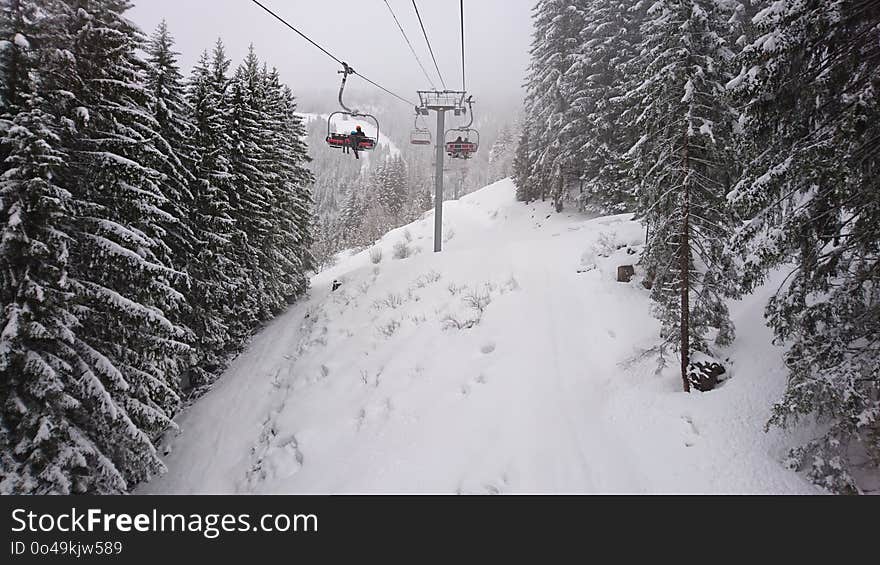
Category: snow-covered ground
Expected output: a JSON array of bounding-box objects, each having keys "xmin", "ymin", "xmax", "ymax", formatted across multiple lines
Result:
[{"xmin": 142, "ymin": 179, "xmax": 816, "ymax": 494}]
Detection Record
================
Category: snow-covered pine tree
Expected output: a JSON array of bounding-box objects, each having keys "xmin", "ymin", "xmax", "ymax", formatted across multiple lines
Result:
[
  {"xmin": 1, "ymin": 0, "xmax": 189, "ymax": 493},
  {"xmin": 184, "ymin": 44, "xmax": 242, "ymax": 386},
  {"xmin": 336, "ymin": 181, "xmax": 367, "ymax": 247},
  {"xmin": 0, "ymin": 96, "xmax": 126, "ymax": 494},
  {"xmin": 0, "ymin": 0, "xmax": 55, "ymax": 167},
  {"xmin": 512, "ymin": 119, "xmax": 539, "ymax": 202},
  {"xmin": 227, "ymin": 45, "xmax": 272, "ymax": 322},
  {"xmin": 310, "ymin": 214, "xmax": 340, "ymax": 273},
  {"xmin": 727, "ymin": 0, "xmax": 880, "ymax": 492},
  {"xmin": 358, "ymin": 161, "xmax": 395, "ymax": 243},
  {"xmin": 487, "ymin": 125, "xmax": 515, "ymax": 183},
  {"xmin": 144, "ymin": 20, "xmax": 196, "ymax": 275},
  {"xmin": 518, "ymin": 0, "xmax": 588, "ymax": 208},
  {"xmin": 0, "ymin": 0, "xmax": 40, "ymax": 117},
  {"xmin": 624, "ymin": 0, "xmax": 740, "ymax": 388},
  {"xmin": 1, "ymin": 4, "xmax": 317, "ymax": 493},
  {"xmin": 54, "ymin": 0, "xmax": 191, "ymax": 488},
  {"xmin": 0, "ymin": 0, "xmax": 114, "ymax": 494},
  {"xmin": 415, "ymin": 185, "xmax": 432, "ymax": 217},
  {"xmin": 562, "ymin": 0, "xmax": 643, "ymax": 214},
  {"xmin": 259, "ymin": 65, "xmax": 313, "ymax": 303},
  {"xmin": 375, "ymin": 155, "xmax": 408, "ymax": 224}
]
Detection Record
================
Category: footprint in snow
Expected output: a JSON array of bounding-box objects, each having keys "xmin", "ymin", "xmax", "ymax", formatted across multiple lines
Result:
[
  {"xmin": 356, "ymin": 398, "xmax": 395, "ymax": 429},
  {"xmin": 484, "ymin": 473, "xmax": 510, "ymax": 494},
  {"xmin": 681, "ymin": 415, "xmax": 700, "ymax": 447},
  {"xmin": 481, "ymin": 342, "xmax": 496, "ymax": 354},
  {"xmin": 456, "ymin": 473, "xmax": 509, "ymax": 495},
  {"xmin": 461, "ymin": 374, "xmax": 489, "ymax": 396},
  {"xmin": 263, "ymin": 436, "xmax": 303, "ymax": 480}
]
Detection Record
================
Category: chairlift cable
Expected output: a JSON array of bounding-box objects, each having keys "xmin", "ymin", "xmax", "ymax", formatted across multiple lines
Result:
[
  {"xmin": 384, "ymin": 0, "xmax": 437, "ymax": 90},
  {"xmin": 411, "ymin": 0, "xmax": 447, "ymax": 90},
  {"xmin": 460, "ymin": 0, "xmax": 466, "ymax": 92},
  {"xmin": 249, "ymin": 0, "xmax": 343, "ymax": 65},
  {"xmin": 249, "ymin": 0, "xmax": 417, "ymax": 107}
]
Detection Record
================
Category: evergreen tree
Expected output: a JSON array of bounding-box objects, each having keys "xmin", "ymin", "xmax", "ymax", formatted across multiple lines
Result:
[
  {"xmin": 375, "ymin": 155, "xmax": 408, "ymax": 223},
  {"xmin": 0, "ymin": 70, "xmax": 104, "ymax": 493},
  {"xmin": 512, "ymin": 122, "xmax": 537, "ymax": 202},
  {"xmin": 1, "ymin": 0, "xmax": 188, "ymax": 493},
  {"xmin": 259, "ymin": 65, "xmax": 313, "ymax": 302},
  {"xmin": 624, "ymin": 0, "xmax": 740, "ymax": 387},
  {"xmin": 56, "ymin": 0, "xmax": 189, "ymax": 488},
  {"xmin": 185, "ymin": 44, "xmax": 241, "ymax": 385},
  {"xmin": 227, "ymin": 45, "xmax": 270, "ymax": 322},
  {"xmin": 488, "ymin": 125, "xmax": 515, "ymax": 183},
  {"xmin": 727, "ymin": 0, "xmax": 880, "ymax": 492},
  {"xmin": 518, "ymin": 0, "xmax": 588, "ymax": 208},
  {"xmin": 0, "ymin": 5, "xmax": 317, "ymax": 493},
  {"xmin": 0, "ymin": 0, "xmax": 40, "ymax": 117},
  {"xmin": 337, "ymin": 181, "xmax": 367, "ymax": 246},
  {"xmin": 144, "ymin": 20, "xmax": 196, "ymax": 273},
  {"xmin": 0, "ymin": 0, "xmax": 54, "ymax": 169},
  {"xmin": 565, "ymin": 0, "xmax": 642, "ymax": 213}
]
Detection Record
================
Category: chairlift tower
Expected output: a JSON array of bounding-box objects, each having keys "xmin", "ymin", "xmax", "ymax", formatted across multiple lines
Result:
[{"xmin": 417, "ymin": 90, "xmax": 467, "ymax": 252}]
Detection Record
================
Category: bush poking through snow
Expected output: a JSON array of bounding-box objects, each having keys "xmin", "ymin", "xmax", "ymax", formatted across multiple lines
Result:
[
  {"xmin": 369, "ymin": 247, "xmax": 383, "ymax": 264},
  {"xmin": 442, "ymin": 314, "xmax": 479, "ymax": 330},
  {"xmin": 410, "ymin": 270, "xmax": 442, "ymax": 289},
  {"xmin": 463, "ymin": 288, "xmax": 492, "ymax": 316},
  {"xmin": 393, "ymin": 241, "xmax": 412, "ymax": 260},
  {"xmin": 372, "ymin": 293, "xmax": 405, "ymax": 310},
  {"xmin": 410, "ymin": 314, "xmax": 427, "ymax": 325},
  {"xmin": 447, "ymin": 282, "xmax": 465, "ymax": 296},
  {"xmin": 501, "ymin": 275, "xmax": 520, "ymax": 293},
  {"xmin": 442, "ymin": 285, "xmax": 494, "ymax": 331},
  {"xmin": 377, "ymin": 319, "xmax": 401, "ymax": 337}
]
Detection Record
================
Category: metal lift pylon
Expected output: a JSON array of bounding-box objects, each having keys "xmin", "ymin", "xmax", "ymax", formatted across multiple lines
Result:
[{"xmin": 416, "ymin": 90, "xmax": 467, "ymax": 252}]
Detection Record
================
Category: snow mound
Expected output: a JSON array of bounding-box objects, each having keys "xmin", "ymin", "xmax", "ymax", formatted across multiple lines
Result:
[{"xmin": 142, "ymin": 179, "xmax": 815, "ymax": 494}]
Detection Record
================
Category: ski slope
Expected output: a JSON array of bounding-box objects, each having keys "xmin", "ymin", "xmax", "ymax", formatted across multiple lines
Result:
[{"xmin": 142, "ymin": 179, "xmax": 816, "ymax": 494}]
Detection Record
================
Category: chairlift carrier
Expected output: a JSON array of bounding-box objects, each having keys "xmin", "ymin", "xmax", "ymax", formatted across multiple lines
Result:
[
  {"xmin": 325, "ymin": 64, "xmax": 379, "ymax": 152},
  {"xmin": 410, "ymin": 111, "xmax": 432, "ymax": 146},
  {"xmin": 445, "ymin": 96, "xmax": 479, "ymax": 159}
]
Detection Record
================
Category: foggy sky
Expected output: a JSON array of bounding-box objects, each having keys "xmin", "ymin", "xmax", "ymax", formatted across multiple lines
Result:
[{"xmin": 129, "ymin": 0, "xmax": 535, "ymax": 110}]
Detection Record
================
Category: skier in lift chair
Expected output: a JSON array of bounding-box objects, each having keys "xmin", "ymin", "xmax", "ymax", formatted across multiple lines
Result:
[{"xmin": 349, "ymin": 125, "xmax": 366, "ymax": 160}]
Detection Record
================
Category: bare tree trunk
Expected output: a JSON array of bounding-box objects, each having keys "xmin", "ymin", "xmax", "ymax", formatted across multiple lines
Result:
[
  {"xmin": 680, "ymin": 131, "xmax": 691, "ymax": 393},
  {"xmin": 555, "ymin": 174, "xmax": 564, "ymax": 212}
]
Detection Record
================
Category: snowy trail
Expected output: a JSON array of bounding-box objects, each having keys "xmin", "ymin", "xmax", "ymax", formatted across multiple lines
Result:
[{"xmin": 142, "ymin": 180, "xmax": 816, "ymax": 494}]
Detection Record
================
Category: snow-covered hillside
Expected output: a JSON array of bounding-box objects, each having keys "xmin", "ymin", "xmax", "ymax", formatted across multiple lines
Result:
[{"xmin": 142, "ymin": 179, "xmax": 815, "ymax": 494}]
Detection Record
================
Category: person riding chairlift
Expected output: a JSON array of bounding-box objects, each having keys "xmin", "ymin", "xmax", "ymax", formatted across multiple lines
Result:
[
  {"xmin": 449, "ymin": 135, "xmax": 460, "ymax": 157},
  {"xmin": 349, "ymin": 125, "xmax": 366, "ymax": 160}
]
